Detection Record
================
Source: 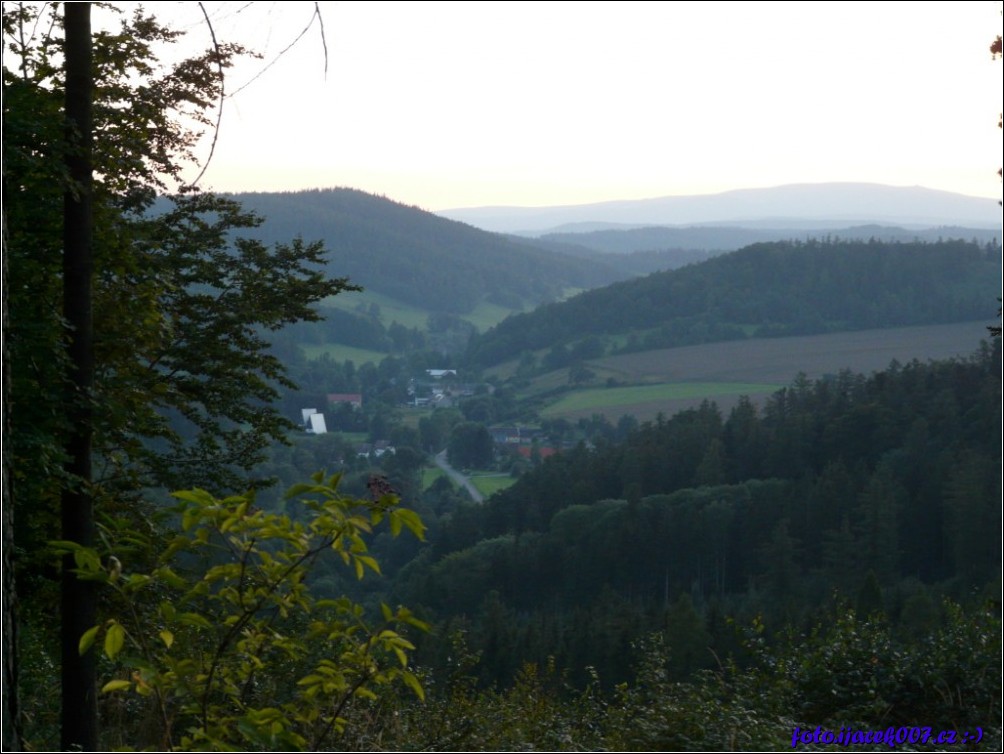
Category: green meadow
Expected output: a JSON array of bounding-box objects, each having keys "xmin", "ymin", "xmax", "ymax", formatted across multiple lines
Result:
[
  {"xmin": 540, "ymin": 382, "xmax": 779, "ymax": 418},
  {"xmin": 325, "ymin": 289, "xmax": 523, "ymax": 333},
  {"xmin": 301, "ymin": 343, "xmax": 388, "ymax": 365},
  {"xmin": 469, "ymin": 474, "xmax": 518, "ymax": 497}
]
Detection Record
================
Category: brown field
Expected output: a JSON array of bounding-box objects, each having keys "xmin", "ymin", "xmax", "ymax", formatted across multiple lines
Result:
[
  {"xmin": 525, "ymin": 321, "xmax": 991, "ymax": 422},
  {"xmin": 593, "ymin": 321, "xmax": 989, "ymax": 382}
]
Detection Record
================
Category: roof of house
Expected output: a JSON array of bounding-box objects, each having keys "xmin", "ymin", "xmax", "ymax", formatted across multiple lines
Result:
[
  {"xmin": 327, "ymin": 393, "xmax": 363, "ymax": 403},
  {"xmin": 516, "ymin": 446, "xmax": 558, "ymax": 459}
]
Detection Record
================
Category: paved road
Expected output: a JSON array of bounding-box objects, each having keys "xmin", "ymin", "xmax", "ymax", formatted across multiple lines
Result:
[{"xmin": 433, "ymin": 450, "xmax": 484, "ymax": 503}]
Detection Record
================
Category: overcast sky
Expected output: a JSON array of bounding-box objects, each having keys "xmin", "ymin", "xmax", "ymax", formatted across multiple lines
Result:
[{"xmin": 149, "ymin": 1, "xmax": 1002, "ymax": 211}]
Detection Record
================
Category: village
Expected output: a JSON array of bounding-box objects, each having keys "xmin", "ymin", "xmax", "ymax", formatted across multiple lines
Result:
[{"xmin": 298, "ymin": 368, "xmax": 561, "ymax": 476}]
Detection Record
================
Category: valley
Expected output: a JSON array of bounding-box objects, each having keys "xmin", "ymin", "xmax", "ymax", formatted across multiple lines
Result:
[
  {"xmin": 9, "ymin": 0, "xmax": 999, "ymax": 743},
  {"xmin": 17, "ymin": 152, "xmax": 1004, "ymax": 753}
]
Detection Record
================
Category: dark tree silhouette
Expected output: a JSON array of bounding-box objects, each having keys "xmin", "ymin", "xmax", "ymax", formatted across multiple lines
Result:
[
  {"xmin": 60, "ymin": 6, "xmax": 98, "ymax": 749},
  {"xmin": 990, "ymin": 33, "xmax": 1002, "ymax": 338}
]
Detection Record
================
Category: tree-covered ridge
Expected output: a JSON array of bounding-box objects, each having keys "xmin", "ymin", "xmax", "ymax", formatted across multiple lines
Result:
[
  {"xmin": 396, "ymin": 343, "xmax": 1001, "ymax": 685},
  {"xmin": 217, "ymin": 188, "xmax": 628, "ymax": 314},
  {"xmin": 539, "ymin": 222, "xmax": 1002, "ymax": 255},
  {"xmin": 466, "ymin": 238, "xmax": 1001, "ymax": 367}
]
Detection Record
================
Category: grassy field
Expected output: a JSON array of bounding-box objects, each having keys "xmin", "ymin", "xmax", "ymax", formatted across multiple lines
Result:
[
  {"xmin": 463, "ymin": 301, "xmax": 525, "ymax": 332},
  {"xmin": 421, "ymin": 467, "xmax": 515, "ymax": 497},
  {"xmin": 540, "ymin": 382, "xmax": 779, "ymax": 418},
  {"xmin": 523, "ymin": 321, "xmax": 988, "ymax": 422},
  {"xmin": 588, "ymin": 321, "xmax": 988, "ymax": 384},
  {"xmin": 301, "ymin": 343, "xmax": 388, "ymax": 365},
  {"xmin": 397, "ymin": 406, "xmax": 434, "ymax": 429},
  {"xmin": 307, "ymin": 292, "xmax": 524, "ymax": 367},
  {"xmin": 324, "ymin": 289, "xmax": 522, "ymax": 333},
  {"xmin": 469, "ymin": 474, "xmax": 517, "ymax": 497},
  {"xmin": 336, "ymin": 431, "xmax": 369, "ymax": 444},
  {"xmin": 323, "ymin": 289, "xmax": 431, "ymax": 330},
  {"xmin": 421, "ymin": 467, "xmax": 447, "ymax": 489},
  {"xmin": 303, "ymin": 320, "xmax": 988, "ymax": 422}
]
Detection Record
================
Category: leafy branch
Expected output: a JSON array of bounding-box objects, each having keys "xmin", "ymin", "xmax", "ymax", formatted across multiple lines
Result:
[{"xmin": 52, "ymin": 471, "xmax": 427, "ymax": 751}]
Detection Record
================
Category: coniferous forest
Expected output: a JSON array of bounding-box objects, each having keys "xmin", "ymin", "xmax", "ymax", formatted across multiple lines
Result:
[{"xmin": 3, "ymin": 4, "xmax": 1001, "ymax": 752}]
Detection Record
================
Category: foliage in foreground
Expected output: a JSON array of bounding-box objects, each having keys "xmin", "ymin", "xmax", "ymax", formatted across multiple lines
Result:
[
  {"xmin": 50, "ymin": 472, "xmax": 427, "ymax": 751},
  {"xmin": 22, "ymin": 472, "xmax": 1001, "ymax": 751},
  {"xmin": 604, "ymin": 603, "xmax": 1001, "ymax": 752},
  {"xmin": 362, "ymin": 602, "xmax": 1001, "ymax": 752}
]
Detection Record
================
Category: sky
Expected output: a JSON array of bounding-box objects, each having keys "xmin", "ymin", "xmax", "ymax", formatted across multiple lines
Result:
[{"xmin": 139, "ymin": 1, "xmax": 1002, "ymax": 211}]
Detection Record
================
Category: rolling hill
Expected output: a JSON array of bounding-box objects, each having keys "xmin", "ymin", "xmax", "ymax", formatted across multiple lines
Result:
[
  {"xmin": 538, "ymin": 223, "xmax": 1001, "ymax": 255},
  {"xmin": 159, "ymin": 187, "xmax": 998, "ymax": 368},
  {"xmin": 465, "ymin": 238, "xmax": 1001, "ymax": 368},
  {"xmin": 216, "ymin": 187, "xmax": 628, "ymax": 315}
]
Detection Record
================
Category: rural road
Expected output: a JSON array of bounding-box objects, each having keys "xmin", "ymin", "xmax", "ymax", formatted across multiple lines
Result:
[{"xmin": 433, "ymin": 450, "xmax": 484, "ymax": 503}]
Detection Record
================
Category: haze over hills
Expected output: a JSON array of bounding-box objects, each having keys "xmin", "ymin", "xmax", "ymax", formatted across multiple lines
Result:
[
  {"xmin": 154, "ymin": 186, "xmax": 1000, "ymax": 360},
  {"xmin": 529, "ymin": 223, "xmax": 1003, "ymax": 276},
  {"xmin": 538, "ymin": 223, "xmax": 1002, "ymax": 256},
  {"xmin": 438, "ymin": 183, "xmax": 1002, "ymax": 234}
]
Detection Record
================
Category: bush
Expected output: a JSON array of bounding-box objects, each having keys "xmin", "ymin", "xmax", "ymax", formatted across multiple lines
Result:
[{"xmin": 54, "ymin": 472, "xmax": 427, "ymax": 751}]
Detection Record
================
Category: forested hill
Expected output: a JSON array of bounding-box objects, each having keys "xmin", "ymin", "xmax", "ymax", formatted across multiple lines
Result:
[
  {"xmin": 538, "ymin": 223, "xmax": 1001, "ymax": 255},
  {"xmin": 217, "ymin": 188, "xmax": 627, "ymax": 313},
  {"xmin": 465, "ymin": 238, "xmax": 1001, "ymax": 367},
  {"xmin": 398, "ymin": 343, "xmax": 1001, "ymax": 688}
]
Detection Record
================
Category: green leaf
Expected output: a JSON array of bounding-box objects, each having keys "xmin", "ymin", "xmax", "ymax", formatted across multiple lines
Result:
[
  {"xmin": 401, "ymin": 670, "xmax": 425, "ymax": 701},
  {"xmin": 154, "ymin": 566, "xmax": 187, "ymax": 589},
  {"xmin": 161, "ymin": 535, "xmax": 190, "ymax": 560},
  {"xmin": 171, "ymin": 489, "xmax": 215, "ymax": 506},
  {"xmin": 101, "ymin": 679, "xmax": 132, "ymax": 693},
  {"xmin": 79, "ymin": 625, "xmax": 100, "ymax": 656},
  {"xmin": 389, "ymin": 508, "xmax": 427, "ymax": 541},
  {"xmin": 177, "ymin": 612, "xmax": 213, "ymax": 629},
  {"xmin": 357, "ymin": 555, "xmax": 380, "ymax": 576},
  {"xmin": 159, "ymin": 629, "xmax": 174, "ymax": 649},
  {"xmin": 393, "ymin": 606, "xmax": 431, "ymax": 633},
  {"xmin": 48, "ymin": 539, "xmax": 85, "ymax": 554},
  {"xmin": 123, "ymin": 573, "xmax": 152, "ymax": 590},
  {"xmin": 72, "ymin": 547, "xmax": 103, "ymax": 573},
  {"xmin": 284, "ymin": 482, "xmax": 319, "ymax": 499},
  {"xmin": 104, "ymin": 621, "xmax": 126, "ymax": 660},
  {"xmin": 393, "ymin": 646, "xmax": 408, "ymax": 667}
]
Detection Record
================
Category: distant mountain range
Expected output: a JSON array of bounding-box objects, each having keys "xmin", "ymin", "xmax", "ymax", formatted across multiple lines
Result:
[
  {"xmin": 529, "ymin": 223, "xmax": 1002, "ymax": 276},
  {"xmin": 538, "ymin": 223, "xmax": 1001, "ymax": 256},
  {"xmin": 438, "ymin": 183, "xmax": 1002, "ymax": 234},
  {"xmin": 153, "ymin": 187, "xmax": 999, "ymax": 351}
]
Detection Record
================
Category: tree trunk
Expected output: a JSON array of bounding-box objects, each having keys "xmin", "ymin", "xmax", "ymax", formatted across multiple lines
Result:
[
  {"xmin": 61, "ymin": 3, "xmax": 98, "ymax": 750},
  {"xmin": 2, "ymin": 215, "xmax": 21, "ymax": 749}
]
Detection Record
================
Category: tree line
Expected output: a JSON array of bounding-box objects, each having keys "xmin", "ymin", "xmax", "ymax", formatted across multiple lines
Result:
[
  {"xmin": 390, "ymin": 343, "xmax": 1001, "ymax": 686},
  {"xmin": 466, "ymin": 238, "xmax": 1002, "ymax": 368}
]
